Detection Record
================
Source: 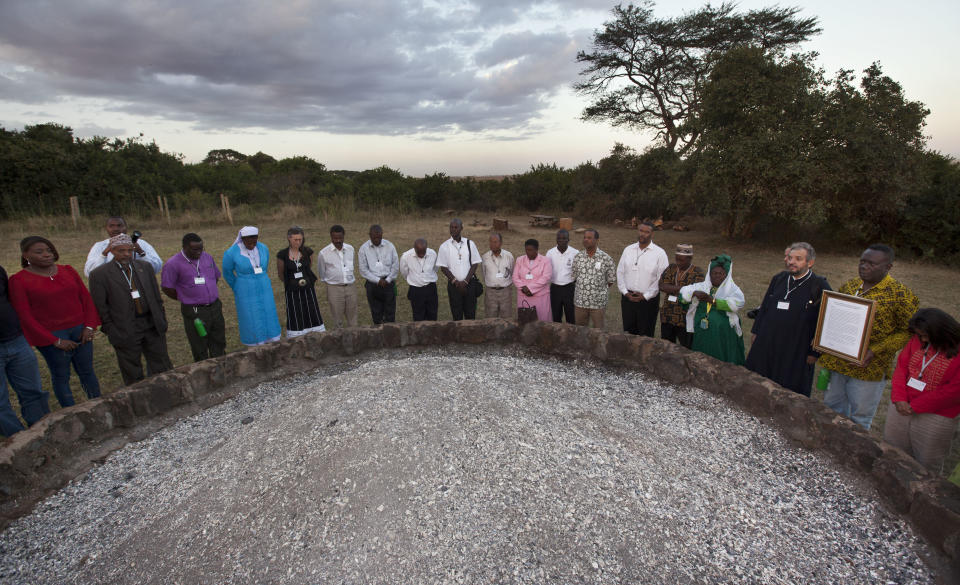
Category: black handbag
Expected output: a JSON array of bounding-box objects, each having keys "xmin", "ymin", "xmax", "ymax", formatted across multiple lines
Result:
[
  {"xmin": 466, "ymin": 239, "xmax": 483, "ymax": 297},
  {"xmin": 517, "ymin": 300, "xmax": 538, "ymax": 325}
]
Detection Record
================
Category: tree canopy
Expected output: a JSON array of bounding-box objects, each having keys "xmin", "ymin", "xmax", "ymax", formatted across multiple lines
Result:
[{"xmin": 575, "ymin": 1, "xmax": 820, "ymax": 155}]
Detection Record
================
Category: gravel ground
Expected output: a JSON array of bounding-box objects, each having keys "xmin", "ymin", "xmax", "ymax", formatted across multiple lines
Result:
[{"xmin": 0, "ymin": 347, "xmax": 938, "ymax": 584}]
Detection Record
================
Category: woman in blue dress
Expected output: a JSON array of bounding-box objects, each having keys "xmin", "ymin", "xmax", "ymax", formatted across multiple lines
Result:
[{"xmin": 223, "ymin": 226, "xmax": 282, "ymax": 346}]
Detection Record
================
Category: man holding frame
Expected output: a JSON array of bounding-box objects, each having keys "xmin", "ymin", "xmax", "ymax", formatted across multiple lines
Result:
[{"xmin": 817, "ymin": 244, "xmax": 918, "ymax": 429}]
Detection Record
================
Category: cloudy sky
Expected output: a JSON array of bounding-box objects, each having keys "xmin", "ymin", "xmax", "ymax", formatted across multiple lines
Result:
[{"xmin": 1, "ymin": 0, "xmax": 957, "ymax": 175}]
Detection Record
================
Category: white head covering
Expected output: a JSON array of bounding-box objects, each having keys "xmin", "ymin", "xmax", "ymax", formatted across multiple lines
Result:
[
  {"xmin": 679, "ymin": 257, "xmax": 745, "ymax": 336},
  {"xmin": 233, "ymin": 226, "xmax": 262, "ymax": 270}
]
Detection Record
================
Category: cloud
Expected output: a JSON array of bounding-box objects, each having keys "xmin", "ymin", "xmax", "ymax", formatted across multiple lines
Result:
[{"xmin": 0, "ymin": 0, "xmax": 600, "ymax": 137}]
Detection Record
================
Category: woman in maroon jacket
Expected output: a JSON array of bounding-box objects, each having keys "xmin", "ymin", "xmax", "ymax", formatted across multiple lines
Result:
[
  {"xmin": 884, "ymin": 308, "xmax": 960, "ymax": 470},
  {"xmin": 9, "ymin": 236, "xmax": 101, "ymax": 407}
]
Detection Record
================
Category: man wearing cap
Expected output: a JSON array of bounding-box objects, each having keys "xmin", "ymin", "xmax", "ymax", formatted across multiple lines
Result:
[
  {"xmin": 84, "ymin": 216, "xmax": 163, "ymax": 277},
  {"xmin": 658, "ymin": 244, "xmax": 706, "ymax": 349},
  {"xmin": 89, "ymin": 234, "xmax": 172, "ymax": 385}
]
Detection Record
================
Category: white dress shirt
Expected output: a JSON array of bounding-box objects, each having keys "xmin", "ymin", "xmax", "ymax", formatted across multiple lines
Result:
[
  {"xmin": 546, "ymin": 246, "xmax": 579, "ymax": 285},
  {"xmin": 358, "ymin": 239, "xmax": 400, "ymax": 284},
  {"xmin": 616, "ymin": 241, "xmax": 669, "ymax": 299},
  {"xmin": 436, "ymin": 237, "xmax": 481, "ymax": 282},
  {"xmin": 481, "ymin": 249, "xmax": 514, "ymax": 288},
  {"xmin": 317, "ymin": 243, "xmax": 356, "ymax": 285},
  {"xmin": 84, "ymin": 237, "xmax": 163, "ymax": 277},
  {"xmin": 399, "ymin": 248, "xmax": 438, "ymax": 287}
]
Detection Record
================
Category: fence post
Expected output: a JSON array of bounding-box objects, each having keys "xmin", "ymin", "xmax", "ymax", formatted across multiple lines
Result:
[
  {"xmin": 220, "ymin": 193, "xmax": 234, "ymax": 225},
  {"xmin": 162, "ymin": 196, "xmax": 171, "ymax": 224},
  {"xmin": 69, "ymin": 196, "xmax": 80, "ymax": 228}
]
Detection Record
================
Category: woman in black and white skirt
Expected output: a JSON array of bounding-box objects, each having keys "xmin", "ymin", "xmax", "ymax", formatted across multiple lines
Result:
[{"xmin": 276, "ymin": 226, "xmax": 325, "ymax": 337}]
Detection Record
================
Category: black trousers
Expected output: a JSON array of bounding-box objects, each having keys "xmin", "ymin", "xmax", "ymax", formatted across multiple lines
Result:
[
  {"xmin": 407, "ymin": 282, "xmax": 439, "ymax": 321},
  {"xmin": 550, "ymin": 283, "xmax": 576, "ymax": 323},
  {"xmin": 365, "ymin": 281, "xmax": 397, "ymax": 324},
  {"xmin": 447, "ymin": 281, "xmax": 477, "ymax": 320},
  {"xmin": 660, "ymin": 321, "xmax": 693, "ymax": 349},
  {"xmin": 180, "ymin": 299, "xmax": 227, "ymax": 362},
  {"xmin": 113, "ymin": 315, "xmax": 173, "ymax": 386},
  {"xmin": 621, "ymin": 293, "xmax": 660, "ymax": 337}
]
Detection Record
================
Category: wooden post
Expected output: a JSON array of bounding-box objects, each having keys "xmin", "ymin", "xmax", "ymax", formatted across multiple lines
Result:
[
  {"xmin": 220, "ymin": 193, "xmax": 234, "ymax": 226},
  {"xmin": 157, "ymin": 195, "xmax": 164, "ymax": 217},
  {"xmin": 69, "ymin": 196, "xmax": 80, "ymax": 228},
  {"xmin": 162, "ymin": 196, "xmax": 171, "ymax": 224}
]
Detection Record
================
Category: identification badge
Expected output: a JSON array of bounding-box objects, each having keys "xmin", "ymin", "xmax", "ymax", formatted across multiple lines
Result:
[
  {"xmin": 699, "ymin": 318, "xmax": 709, "ymax": 330},
  {"xmin": 131, "ymin": 290, "xmax": 141, "ymax": 299},
  {"xmin": 375, "ymin": 261, "xmax": 383, "ymax": 268},
  {"xmin": 907, "ymin": 377, "xmax": 927, "ymax": 391},
  {"xmin": 194, "ymin": 277, "xmax": 206, "ymax": 285},
  {"xmin": 293, "ymin": 272, "xmax": 303, "ymax": 279},
  {"xmin": 667, "ymin": 295, "xmax": 678, "ymax": 303},
  {"xmin": 496, "ymin": 272, "xmax": 504, "ymax": 279},
  {"xmin": 777, "ymin": 301, "xmax": 790, "ymax": 310},
  {"xmin": 253, "ymin": 267, "xmax": 263, "ymax": 274},
  {"xmin": 525, "ymin": 273, "xmax": 533, "ymax": 280}
]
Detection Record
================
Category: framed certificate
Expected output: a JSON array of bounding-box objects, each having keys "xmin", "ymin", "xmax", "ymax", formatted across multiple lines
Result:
[{"xmin": 813, "ymin": 291, "xmax": 877, "ymax": 366}]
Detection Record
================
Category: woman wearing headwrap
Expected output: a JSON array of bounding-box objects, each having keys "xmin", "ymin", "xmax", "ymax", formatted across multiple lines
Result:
[
  {"xmin": 222, "ymin": 226, "xmax": 281, "ymax": 346},
  {"xmin": 679, "ymin": 254, "xmax": 746, "ymax": 365}
]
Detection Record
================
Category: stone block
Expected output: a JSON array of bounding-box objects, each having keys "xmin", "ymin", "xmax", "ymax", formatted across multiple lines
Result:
[
  {"xmin": 821, "ymin": 418, "xmax": 884, "ymax": 473},
  {"xmin": 71, "ymin": 400, "xmax": 117, "ymax": 440},
  {"xmin": 381, "ymin": 322, "xmax": 407, "ymax": 348},
  {"xmin": 909, "ymin": 479, "xmax": 960, "ymax": 554},
  {"xmin": 410, "ymin": 321, "xmax": 458, "ymax": 347},
  {"xmin": 871, "ymin": 446, "xmax": 928, "ymax": 513}
]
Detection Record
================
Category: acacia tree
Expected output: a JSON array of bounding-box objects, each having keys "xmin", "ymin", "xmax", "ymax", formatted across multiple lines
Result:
[
  {"xmin": 690, "ymin": 47, "xmax": 826, "ymax": 238},
  {"xmin": 575, "ymin": 2, "xmax": 820, "ymax": 155}
]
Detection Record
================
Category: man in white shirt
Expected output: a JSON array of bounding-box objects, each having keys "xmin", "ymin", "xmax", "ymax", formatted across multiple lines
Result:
[
  {"xmin": 399, "ymin": 238, "xmax": 439, "ymax": 321},
  {"xmin": 317, "ymin": 225, "xmax": 358, "ymax": 328},
  {"xmin": 546, "ymin": 229, "xmax": 578, "ymax": 324},
  {"xmin": 437, "ymin": 218, "xmax": 482, "ymax": 320},
  {"xmin": 84, "ymin": 216, "xmax": 163, "ymax": 277},
  {"xmin": 616, "ymin": 221, "xmax": 669, "ymax": 337},
  {"xmin": 358, "ymin": 224, "xmax": 400, "ymax": 325},
  {"xmin": 481, "ymin": 233, "xmax": 514, "ymax": 319}
]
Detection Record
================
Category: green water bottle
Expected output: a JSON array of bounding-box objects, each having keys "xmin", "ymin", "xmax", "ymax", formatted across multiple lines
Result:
[
  {"xmin": 193, "ymin": 317, "xmax": 208, "ymax": 338},
  {"xmin": 816, "ymin": 367, "xmax": 830, "ymax": 391}
]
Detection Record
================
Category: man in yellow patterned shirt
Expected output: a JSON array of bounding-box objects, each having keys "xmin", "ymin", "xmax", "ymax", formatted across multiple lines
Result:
[{"xmin": 819, "ymin": 244, "xmax": 919, "ymax": 429}]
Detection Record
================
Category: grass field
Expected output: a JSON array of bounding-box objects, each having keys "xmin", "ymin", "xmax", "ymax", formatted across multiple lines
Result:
[{"xmin": 3, "ymin": 206, "xmax": 960, "ymax": 474}]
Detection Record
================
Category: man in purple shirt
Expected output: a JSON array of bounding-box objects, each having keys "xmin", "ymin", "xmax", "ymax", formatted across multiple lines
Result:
[{"xmin": 161, "ymin": 233, "xmax": 226, "ymax": 361}]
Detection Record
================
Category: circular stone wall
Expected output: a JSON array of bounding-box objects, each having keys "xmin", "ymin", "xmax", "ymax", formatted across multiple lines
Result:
[{"xmin": 0, "ymin": 348, "xmax": 937, "ymax": 584}]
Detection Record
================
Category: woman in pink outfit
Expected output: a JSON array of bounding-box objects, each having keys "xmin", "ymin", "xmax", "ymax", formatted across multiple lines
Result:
[{"xmin": 512, "ymin": 238, "xmax": 553, "ymax": 321}]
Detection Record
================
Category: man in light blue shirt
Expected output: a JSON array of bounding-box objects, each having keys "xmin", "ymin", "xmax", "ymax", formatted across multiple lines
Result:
[{"xmin": 358, "ymin": 224, "xmax": 399, "ymax": 324}]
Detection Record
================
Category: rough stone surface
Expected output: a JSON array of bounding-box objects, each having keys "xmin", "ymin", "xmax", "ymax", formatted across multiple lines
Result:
[
  {"xmin": 0, "ymin": 350, "xmax": 939, "ymax": 584},
  {"xmin": 1, "ymin": 320, "xmax": 959, "ymax": 579}
]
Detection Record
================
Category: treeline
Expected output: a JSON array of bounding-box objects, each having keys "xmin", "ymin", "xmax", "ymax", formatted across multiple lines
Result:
[{"xmin": 1, "ymin": 53, "xmax": 958, "ymax": 263}]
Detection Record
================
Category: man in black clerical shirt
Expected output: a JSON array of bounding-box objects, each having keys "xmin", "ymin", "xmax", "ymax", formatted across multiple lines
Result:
[{"xmin": 745, "ymin": 242, "xmax": 831, "ymax": 396}]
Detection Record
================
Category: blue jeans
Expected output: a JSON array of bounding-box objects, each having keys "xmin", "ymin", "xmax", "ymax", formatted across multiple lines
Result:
[
  {"xmin": 823, "ymin": 371, "xmax": 886, "ymax": 430},
  {"xmin": 0, "ymin": 335, "xmax": 49, "ymax": 437},
  {"xmin": 36, "ymin": 324, "xmax": 101, "ymax": 408}
]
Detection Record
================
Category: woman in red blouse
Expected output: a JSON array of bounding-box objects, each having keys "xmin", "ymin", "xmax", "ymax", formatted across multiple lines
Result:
[
  {"xmin": 884, "ymin": 308, "xmax": 960, "ymax": 470},
  {"xmin": 9, "ymin": 236, "xmax": 102, "ymax": 407}
]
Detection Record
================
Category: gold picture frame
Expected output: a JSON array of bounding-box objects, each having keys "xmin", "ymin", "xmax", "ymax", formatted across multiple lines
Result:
[{"xmin": 813, "ymin": 290, "xmax": 877, "ymax": 366}]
